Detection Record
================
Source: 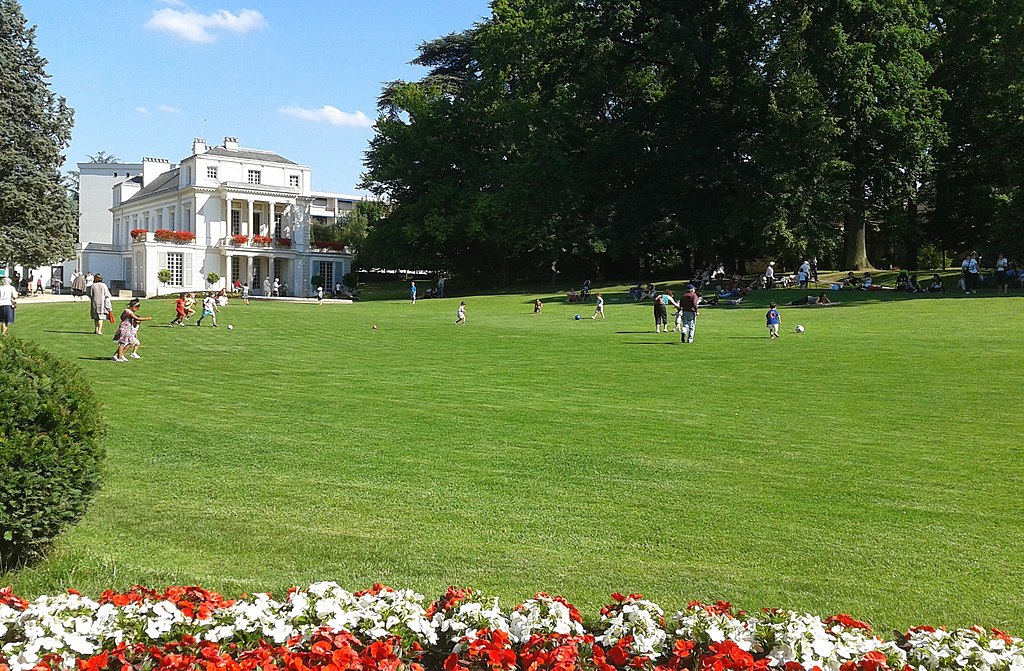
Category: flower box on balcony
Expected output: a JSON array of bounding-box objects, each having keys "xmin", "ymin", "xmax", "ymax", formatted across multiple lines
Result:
[
  {"xmin": 231, "ymin": 234, "xmax": 249, "ymax": 246},
  {"xmin": 130, "ymin": 229, "xmax": 147, "ymax": 241},
  {"xmin": 252, "ymin": 235, "xmax": 272, "ymax": 246},
  {"xmin": 275, "ymin": 237, "xmax": 292, "ymax": 248},
  {"xmin": 153, "ymin": 229, "xmax": 176, "ymax": 242},
  {"xmin": 173, "ymin": 231, "xmax": 196, "ymax": 244}
]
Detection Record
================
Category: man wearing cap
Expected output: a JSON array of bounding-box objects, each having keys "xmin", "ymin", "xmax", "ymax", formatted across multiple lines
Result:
[{"xmin": 678, "ymin": 284, "xmax": 699, "ymax": 344}]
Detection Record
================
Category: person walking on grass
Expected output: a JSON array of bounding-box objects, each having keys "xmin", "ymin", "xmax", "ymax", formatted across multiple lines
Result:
[
  {"xmin": 678, "ymin": 284, "xmax": 699, "ymax": 343},
  {"xmin": 88, "ymin": 273, "xmax": 112, "ymax": 335},
  {"xmin": 455, "ymin": 301, "xmax": 466, "ymax": 325},
  {"xmin": 534, "ymin": 298, "xmax": 542, "ymax": 314},
  {"xmin": 197, "ymin": 292, "xmax": 219, "ymax": 327},
  {"xmin": 653, "ymin": 292, "xmax": 669, "ymax": 333},
  {"xmin": 317, "ymin": 285, "xmax": 324, "ymax": 305},
  {"xmin": 169, "ymin": 293, "xmax": 187, "ymax": 326},
  {"xmin": 591, "ymin": 293, "xmax": 605, "ymax": 319},
  {"xmin": 112, "ymin": 298, "xmax": 151, "ymax": 362},
  {"xmin": 766, "ymin": 302, "xmax": 781, "ymax": 339},
  {"xmin": 242, "ymin": 284, "xmax": 250, "ymax": 305},
  {"xmin": 0, "ymin": 277, "xmax": 17, "ymax": 337},
  {"xmin": 410, "ymin": 281, "xmax": 417, "ymax": 305}
]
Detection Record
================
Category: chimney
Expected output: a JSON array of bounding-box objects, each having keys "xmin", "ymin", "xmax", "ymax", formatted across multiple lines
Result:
[
  {"xmin": 192, "ymin": 138, "xmax": 207, "ymax": 155},
  {"xmin": 223, "ymin": 136, "xmax": 239, "ymax": 150},
  {"xmin": 142, "ymin": 157, "xmax": 171, "ymax": 187}
]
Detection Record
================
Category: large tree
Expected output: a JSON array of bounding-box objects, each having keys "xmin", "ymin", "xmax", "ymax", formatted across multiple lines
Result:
[
  {"xmin": 0, "ymin": 0, "xmax": 76, "ymax": 270},
  {"xmin": 766, "ymin": 0, "xmax": 945, "ymax": 269},
  {"xmin": 930, "ymin": 0, "xmax": 1024, "ymax": 256}
]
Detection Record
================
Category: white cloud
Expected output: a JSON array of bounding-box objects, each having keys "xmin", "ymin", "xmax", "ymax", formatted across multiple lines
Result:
[
  {"xmin": 135, "ymin": 107, "xmax": 149, "ymax": 114},
  {"xmin": 156, "ymin": 104, "xmax": 183, "ymax": 114},
  {"xmin": 157, "ymin": 0, "xmax": 189, "ymax": 7},
  {"xmin": 278, "ymin": 105, "xmax": 373, "ymax": 128},
  {"xmin": 145, "ymin": 7, "xmax": 267, "ymax": 43}
]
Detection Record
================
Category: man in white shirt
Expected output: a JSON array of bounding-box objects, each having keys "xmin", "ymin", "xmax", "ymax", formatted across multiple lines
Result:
[
  {"xmin": 765, "ymin": 261, "xmax": 776, "ymax": 289},
  {"xmin": 0, "ymin": 277, "xmax": 17, "ymax": 336}
]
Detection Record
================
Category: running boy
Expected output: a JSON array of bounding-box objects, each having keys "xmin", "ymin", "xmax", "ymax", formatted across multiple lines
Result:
[
  {"xmin": 197, "ymin": 292, "xmax": 219, "ymax": 327},
  {"xmin": 765, "ymin": 302, "xmax": 781, "ymax": 339},
  {"xmin": 455, "ymin": 301, "xmax": 466, "ymax": 325}
]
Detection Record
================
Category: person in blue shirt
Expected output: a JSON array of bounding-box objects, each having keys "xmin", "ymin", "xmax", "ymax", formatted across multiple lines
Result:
[
  {"xmin": 410, "ymin": 281, "xmax": 417, "ymax": 304},
  {"xmin": 765, "ymin": 302, "xmax": 780, "ymax": 339}
]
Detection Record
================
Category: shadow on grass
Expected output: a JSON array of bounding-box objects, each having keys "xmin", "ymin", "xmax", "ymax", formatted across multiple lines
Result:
[
  {"xmin": 78, "ymin": 356, "xmax": 116, "ymax": 361},
  {"xmin": 43, "ymin": 330, "xmax": 96, "ymax": 334},
  {"xmin": 624, "ymin": 341, "xmax": 680, "ymax": 346}
]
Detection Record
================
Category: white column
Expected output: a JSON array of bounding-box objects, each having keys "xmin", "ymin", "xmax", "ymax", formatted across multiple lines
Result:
[
  {"xmin": 247, "ymin": 199, "xmax": 254, "ymax": 238},
  {"xmin": 224, "ymin": 196, "xmax": 232, "ymax": 238}
]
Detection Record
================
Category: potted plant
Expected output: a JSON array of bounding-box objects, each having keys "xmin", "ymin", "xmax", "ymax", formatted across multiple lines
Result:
[
  {"xmin": 252, "ymin": 234, "xmax": 272, "ymax": 246},
  {"xmin": 156, "ymin": 269, "xmax": 171, "ymax": 295},
  {"xmin": 206, "ymin": 271, "xmax": 220, "ymax": 288},
  {"xmin": 130, "ymin": 228, "xmax": 147, "ymax": 241},
  {"xmin": 154, "ymin": 229, "xmax": 175, "ymax": 242},
  {"xmin": 173, "ymin": 231, "xmax": 196, "ymax": 244}
]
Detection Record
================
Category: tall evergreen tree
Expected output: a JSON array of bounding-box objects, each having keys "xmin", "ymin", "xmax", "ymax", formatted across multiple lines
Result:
[{"xmin": 0, "ymin": 0, "xmax": 76, "ymax": 270}]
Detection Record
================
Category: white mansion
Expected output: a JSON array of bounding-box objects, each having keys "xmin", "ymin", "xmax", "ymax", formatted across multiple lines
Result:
[{"xmin": 75, "ymin": 137, "xmax": 364, "ymax": 297}]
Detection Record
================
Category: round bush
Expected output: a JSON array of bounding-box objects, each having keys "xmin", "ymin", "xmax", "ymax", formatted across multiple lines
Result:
[{"xmin": 0, "ymin": 338, "xmax": 106, "ymax": 569}]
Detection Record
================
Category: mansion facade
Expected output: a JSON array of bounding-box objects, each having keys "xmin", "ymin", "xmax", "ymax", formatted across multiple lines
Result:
[{"xmin": 75, "ymin": 137, "xmax": 363, "ymax": 297}]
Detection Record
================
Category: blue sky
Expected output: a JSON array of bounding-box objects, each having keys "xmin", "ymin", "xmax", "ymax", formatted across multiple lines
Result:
[{"xmin": 20, "ymin": 0, "xmax": 491, "ymax": 194}]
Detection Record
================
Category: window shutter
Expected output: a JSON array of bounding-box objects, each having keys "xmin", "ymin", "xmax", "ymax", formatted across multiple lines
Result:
[{"xmin": 184, "ymin": 253, "xmax": 194, "ymax": 288}]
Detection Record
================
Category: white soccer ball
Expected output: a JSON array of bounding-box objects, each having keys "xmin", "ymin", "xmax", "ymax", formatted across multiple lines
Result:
[
  {"xmin": 795, "ymin": 324, "xmax": 805, "ymax": 333},
  {"xmin": 227, "ymin": 324, "xmax": 234, "ymax": 330}
]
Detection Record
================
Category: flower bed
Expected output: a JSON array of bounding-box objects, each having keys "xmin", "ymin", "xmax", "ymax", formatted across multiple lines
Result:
[{"xmin": 0, "ymin": 585, "xmax": 1020, "ymax": 671}]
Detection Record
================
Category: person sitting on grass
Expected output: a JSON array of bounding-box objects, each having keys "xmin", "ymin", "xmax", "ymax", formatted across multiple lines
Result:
[
  {"xmin": 566, "ymin": 288, "xmax": 578, "ymax": 303},
  {"xmin": 928, "ymin": 274, "xmax": 945, "ymax": 293},
  {"xmin": 908, "ymin": 274, "xmax": 922, "ymax": 292},
  {"xmin": 896, "ymin": 269, "xmax": 911, "ymax": 291},
  {"xmin": 843, "ymin": 271, "xmax": 859, "ymax": 287}
]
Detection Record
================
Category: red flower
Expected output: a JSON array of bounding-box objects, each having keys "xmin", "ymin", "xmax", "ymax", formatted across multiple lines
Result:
[
  {"xmin": 688, "ymin": 601, "xmax": 734, "ymax": 617},
  {"xmin": 0, "ymin": 587, "xmax": 28, "ymax": 610},
  {"xmin": 991, "ymin": 628, "xmax": 1016, "ymax": 645},
  {"xmin": 824, "ymin": 615, "xmax": 871, "ymax": 632}
]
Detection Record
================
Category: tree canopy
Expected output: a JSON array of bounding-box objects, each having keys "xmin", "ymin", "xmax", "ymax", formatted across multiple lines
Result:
[
  {"xmin": 0, "ymin": 0, "xmax": 76, "ymax": 270},
  {"xmin": 361, "ymin": 0, "xmax": 1018, "ymax": 280}
]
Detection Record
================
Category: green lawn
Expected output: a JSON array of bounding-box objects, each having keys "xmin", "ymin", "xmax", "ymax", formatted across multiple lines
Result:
[{"xmin": 3, "ymin": 282, "xmax": 1023, "ymax": 632}]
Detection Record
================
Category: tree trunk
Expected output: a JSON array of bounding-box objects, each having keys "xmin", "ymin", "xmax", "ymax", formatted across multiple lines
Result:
[
  {"xmin": 843, "ymin": 181, "xmax": 871, "ymax": 269},
  {"xmin": 905, "ymin": 195, "xmax": 919, "ymax": 270}
]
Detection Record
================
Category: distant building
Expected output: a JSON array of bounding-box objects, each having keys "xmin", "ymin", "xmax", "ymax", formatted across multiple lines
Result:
[{"xmin": 74, "ymin": 137, "xmax": 364, "ymax": 297}]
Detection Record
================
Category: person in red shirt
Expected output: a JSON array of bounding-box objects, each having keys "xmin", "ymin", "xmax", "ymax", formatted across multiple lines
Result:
[
  {"xmin": 678, "ymin": 285, "xmax": 699, "ymax": 343},
  {"xmin": 169, "ymin": 293, "xmax": 188, "ymax": 326}
]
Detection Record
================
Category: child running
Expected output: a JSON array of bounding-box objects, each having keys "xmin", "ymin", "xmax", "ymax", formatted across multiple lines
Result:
[
  {"xmin": 197, "ymin": 292, "xmax": 219, "ymax": 327},
  {"xmin": 591, "ymin": 292, "xmax": 605, "ymax": 319},
  {"xmin": 169, "ymin": 293, "xmax": 187, "ymax": 326},
  {"xmin": 112, "ymin": 298, "xmax": 152, "ymax": 362},
  {"xmin": 242, "ymin": 284, "xmax": 250, "ymax": 305},
  {"xmin": 455, "ymin": 301, "xmax": 466, "ymax": 325},
  {"xmin": 765, "ymin": 302, "xmax": 781, "ymax": 339},
  {"xmin": 183, "ymin": 292, "xmax": 196, "ymax": 321}
]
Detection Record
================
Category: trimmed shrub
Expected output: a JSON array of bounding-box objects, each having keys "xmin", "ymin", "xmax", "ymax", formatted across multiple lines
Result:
[{"xmin": 0, "ymin": 338, "xmax": 106, "ymax": 569}]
